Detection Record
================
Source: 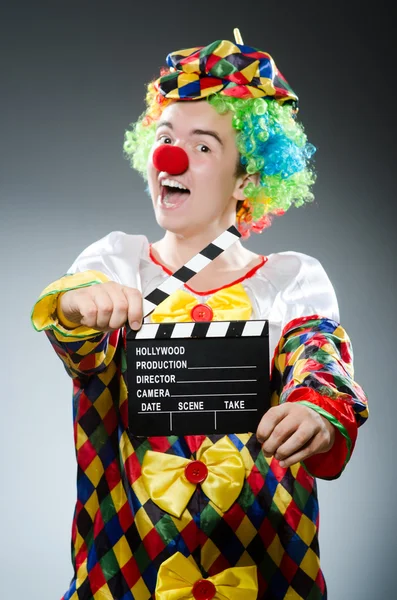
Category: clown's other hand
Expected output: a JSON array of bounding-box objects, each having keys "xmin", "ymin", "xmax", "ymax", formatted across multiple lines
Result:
[
  {"xmin": 256, "ymin": 403, "xmax": 336, "ymax": 468},
  {"xmin": 57, "ymin": 282, "xmax": 143, "ymax": 332}
]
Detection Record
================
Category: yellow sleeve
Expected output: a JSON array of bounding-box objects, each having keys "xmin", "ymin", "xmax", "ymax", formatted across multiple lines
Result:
[
  {"xmin": 31, "ymin": 270, "xmax": 110, "ymax": 341},
  {"xmin": 30, "ymin": 270, "xmax": 121, "ymax": 379}
]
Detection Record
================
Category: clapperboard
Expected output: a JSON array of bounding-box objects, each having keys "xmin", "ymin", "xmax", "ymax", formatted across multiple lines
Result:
[{"xmin": 126, "ymin": 226, "xmax": 270, "ymax": 436}]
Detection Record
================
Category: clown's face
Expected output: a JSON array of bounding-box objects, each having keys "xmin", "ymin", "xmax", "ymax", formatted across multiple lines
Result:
[{"xmin": 146, "ymin": 100, "xmax": 248, "ymax": 238}]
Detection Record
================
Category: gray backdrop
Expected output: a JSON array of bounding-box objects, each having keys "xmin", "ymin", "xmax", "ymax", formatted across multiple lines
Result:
[{"xmin": 1, "ymin": 1, "xmax": 395, "ymax": 598}]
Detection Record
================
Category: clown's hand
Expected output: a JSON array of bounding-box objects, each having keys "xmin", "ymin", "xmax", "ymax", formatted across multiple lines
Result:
[
  {"xmin": 57, "ymin": 281, "xmax": 143, "ymax": 332},
  {"xmin": 256, "ymin": 403, "xmax": 335, "ymax": 468}
]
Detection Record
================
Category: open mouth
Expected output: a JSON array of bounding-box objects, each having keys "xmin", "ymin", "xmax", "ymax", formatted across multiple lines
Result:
[{"xmin": 159, "ymin": 179, "xmax": 191, "ymax": 209}]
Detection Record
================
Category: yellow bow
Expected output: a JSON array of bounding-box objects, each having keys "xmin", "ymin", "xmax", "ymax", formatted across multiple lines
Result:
[
  {"xmin": 141, "ymin": 437, "xmax": 245, "ymax": 518},
  {"xmin": 156, "ymin": 552, "xmax": 258, "ymax": 600},
  {"xmin": 150, "ymin": 283, "xmax": 252, "ymax": 323}
]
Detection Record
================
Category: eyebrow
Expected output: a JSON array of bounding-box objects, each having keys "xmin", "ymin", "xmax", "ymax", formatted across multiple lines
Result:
[{"xmin": 156, "ymin": 120, "xmax": 224, "ymax": 147}]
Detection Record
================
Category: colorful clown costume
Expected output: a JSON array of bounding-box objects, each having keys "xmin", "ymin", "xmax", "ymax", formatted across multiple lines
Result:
[{"xmin": 31, "ymin": 231, "xmax": 368, "ymax": 600}]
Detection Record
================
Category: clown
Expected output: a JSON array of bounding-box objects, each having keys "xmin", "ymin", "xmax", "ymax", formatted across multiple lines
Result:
[{"xmin": 31, "ymin": 31, "xmax": 368, "ymax": 600}]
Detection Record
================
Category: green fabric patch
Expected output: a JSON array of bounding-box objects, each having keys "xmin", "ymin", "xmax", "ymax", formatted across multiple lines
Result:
[
  {"xmin": 292, "ymin": 480, "xmax": 310, "ymax": 512},
  {"xmin": 268, "ymin": 500, "xmax": 285, "ymax": 529},
  {"xmin": 160, "ymin": 72, "xmax": 177, "ymax": 83},
  {"xmin": 89, "ymin": 422, "xmax": 109, "ymax": 453},
  {"xmin": 283, "ymin": 335, "xmax": 305, "ymax": 353},
  {"xmin": 211, "ymin": 58, "xmax": 238, "ymax": 77},
  {"xmin": 100, "ymin": 494, "xmax": 117, "ymax": 524},
  {"xmin": 200, "ymin": 503, "xmax": 221, "ymax": 536},
  {"xmin": 167, "ymin": 435, "xmax": 180, "ymax": 447},
  {"xmin": 155, "ymin": 514, "xmax": 179, "ymax": 545},
  {"xmin": 255, "ymin": 449, "xmax": 270, "ymax": 476},
  {"xmin": 306, "ymin": 584, "xmax": 324, "ymax": 599},
  {"xmin": 134, "ymin": 543, "xmax": 151, "ymax": 572},
  {"xmin": 121, "ymin": 348, "xmax": 127, "ymax": 374},
  {"xmin": 100, "ymin": 548, "xmax": 119, "ymax": 580},
  {"xmin": 201, "ymin": 40, "xmax": 221, "ymax": 57},
  {"xmin": 238, "ymin": 482, "xmax": 256, "ymax": 511},
  {"xmin": 135, "ymin": 440, "xmax": 152, "ymax": 464},
  {"xmin": 259, "ymin": 551, "xmax": 279, "ymax": 582}
]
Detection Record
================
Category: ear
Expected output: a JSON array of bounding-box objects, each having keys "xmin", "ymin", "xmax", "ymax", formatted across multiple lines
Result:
[{"xmin": 233, "ymin": 171, "xmax": 260, "ymax": 201}]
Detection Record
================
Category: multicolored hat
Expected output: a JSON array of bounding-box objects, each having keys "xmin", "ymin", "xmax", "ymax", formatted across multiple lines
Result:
[{"xmin": 154, "ymin": 33, "xmax": 298, "ymax": 108}]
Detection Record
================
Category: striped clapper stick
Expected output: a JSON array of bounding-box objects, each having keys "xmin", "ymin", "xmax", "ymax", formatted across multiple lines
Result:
[
  {"xmin": 126, "ymin": 320, "xmax": 270, "ymax": 436},
  {"xmin": 142, "ymin": 225, "xmax": 241, "ymax": 318}
]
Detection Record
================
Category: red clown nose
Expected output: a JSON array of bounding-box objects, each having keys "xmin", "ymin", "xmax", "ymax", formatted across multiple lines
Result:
[{"xmin": 152, "ymin": 145, "xmax": 189, "ymax": 175}]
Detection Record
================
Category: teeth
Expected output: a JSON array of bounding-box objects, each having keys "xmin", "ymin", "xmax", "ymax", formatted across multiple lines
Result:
[{"xmin": 161, "ymin": 178, "xmax": 188, "ymax": 191}]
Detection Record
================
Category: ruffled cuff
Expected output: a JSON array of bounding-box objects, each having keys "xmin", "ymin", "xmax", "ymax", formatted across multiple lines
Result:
[
  {"xmin": 30, "ymin": 270, "xmax": 110, "ymax": 342},
  {"xmin": 286, "ymin": 388, "xmax": 358, "ymax": 480}
]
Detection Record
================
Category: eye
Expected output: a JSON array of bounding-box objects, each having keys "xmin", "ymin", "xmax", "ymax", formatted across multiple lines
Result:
[
  {"xmin": 158, "ymin": 135, "xmax": 172, "ymax": 144},
  {"xmin": 197, "ymin": 144, "xmax": 210, "ymax": 153}
]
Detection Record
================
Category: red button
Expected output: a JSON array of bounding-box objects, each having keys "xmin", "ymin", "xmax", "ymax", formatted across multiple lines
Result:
[
  {"xmin": 192, "ymin": 579, "xmax": 216, "ymax": 600},
  {"xmin": 185, "ymin": 460, "xmax": 208, "ymax": 484},
  {"xmin": 191, "ymin": 304, "xmax": 213, "ymax": 322}
]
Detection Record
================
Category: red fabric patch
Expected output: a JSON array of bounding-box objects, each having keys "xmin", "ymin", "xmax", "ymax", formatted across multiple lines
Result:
[
  {"xmin": 315, "ymin": 567, "xmax": 326, "ymax": 592},
  {"xmin": 148, "ymin": 436, "xmax": 171, "ymax": 453},
  {"xmin": 79, "ymin": 353, "xmax": 96, "ymax": 372},
  {"xmin": 281, "ymin": 314, "xmax": 324, "ymax": 338},
  {"xmin": 88, "ymin": 562, "xmax": 106, "ymax": 594},
  {"xmin": 295, "ymin": 464, "xmax": 314, "ymax": 493},
  {"xmin": 307, "ymin": 337, "xmax": 326, "ymax": 350},
  {"xmin": 77, "ymin": 439, "xmax": 97, "ymax": 471},
  {"xmin": 77, "ymin": 392, "xmax": 92, "ymax": 418},
  {"xmin": 340, "ymin": 340, "xmax": 352, "ymax": 363},
  {"xmin": 270, "ymin": 458, "xmax": 288, "ymax": 483},
  {"xmin": 279, "ymin": 552, "xmax": 299, "ymax": 583},
  {"xmin": 302, "ymin": 358, "xmax": 326, "ymax": 372},
  {"xmin": 180, "ymin": 519, "xmax": 201, "ymax": 553},
  {"xmin": 102, "ymin": 406, "xmax": 118, "ymax": 436},
  {"xmin": 283, "ymin": 499, "xmax": 303, "ymax": 532},
  {"xmin": 75, "ymin": 543, "xmax": 88, "ymax": 571},
  {"xmin": 207, "ymin": 553, "xmax": 231, "ymax": 576},
  {"xmin": 258, "ymin": 518, "xmax": 276, "ymax": 547},
  {"xmin": 121, "ymin": 556, "xmax": 141, "ymax": 589},
  {"xmin": 185, "ymin": 435, "xmax": 207, "ymax": 454},
  {"xmin": 117, "ymin": 501, "xmax": 134, "ymax": 533},
  {"xmin": 246, "ymin": 465, "xmax": 265, "ymax": 496},
  {"xmin": 124, "ymin": 452, "xmax": 141, "ymax": 485},
  {"xmin": 200, "ymin": 76, "xmax": 223, "ymax": 90},
  {"xmin": 142, "ymin": 528, "xmax": 165, "ymax": 560},
  {"xmin": 245, "ymin": 51, "xmax": 270, "ymax": 60},
  {"xmin": 223, "ymin": 502, "xmax": 246, "ymax": 531},
  {"xmin": 228, "ymin": 71, "xmax": 250, "ymax": 85},
  {"xmin": 93, "ymin": 510, "xmax": 105, "ymax": 537},
  {"xmin": 109, "ymin": 329, "xmax": 120, "ymax": 347},
  {"xmin": 104, "ymin": 460, "xmax": 121, "ymax": 492},
  {"xmin": 223, "ymin": 86, "xmax": 253, "ymax": 99},
  {"xmin": 205, "ymin": 54, "xmax": 222, "ymax": 72},
  {"xmin": 180, "ymin": 50, "xmax": 201, "ymax": 64}
]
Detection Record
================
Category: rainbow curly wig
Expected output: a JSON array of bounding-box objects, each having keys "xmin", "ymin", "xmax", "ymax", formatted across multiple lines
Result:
[{"xmin": 124, "ymin": 45, "xmax": 316, "ymax": 238}]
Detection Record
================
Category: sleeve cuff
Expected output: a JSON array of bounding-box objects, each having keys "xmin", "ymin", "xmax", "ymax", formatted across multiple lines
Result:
[
  {"xmin": 30, "ymin": 270, "xmax": 110, "ymax": 342},
  {"xmin": 285, "ymin": 387, "xmax": 358, "ymax": 479}
]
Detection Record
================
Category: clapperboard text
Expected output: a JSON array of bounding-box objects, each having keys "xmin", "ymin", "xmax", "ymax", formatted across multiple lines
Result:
[
  {"xmin": 135, "ymin": 345, "xmax": 187, "ymax": 405},
  {"xmin": 135, "ymin": 344, "xmax": 249, "ymax": 412}
]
